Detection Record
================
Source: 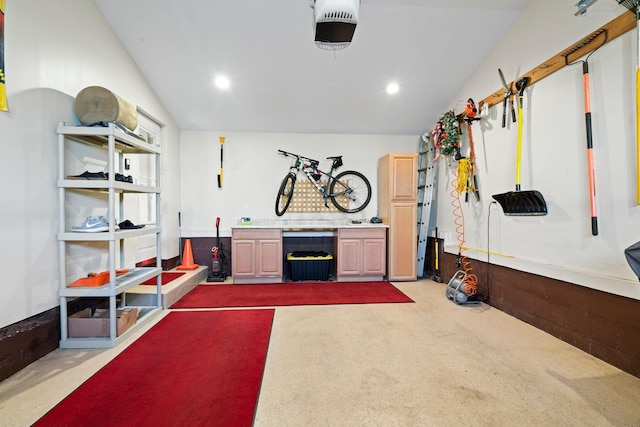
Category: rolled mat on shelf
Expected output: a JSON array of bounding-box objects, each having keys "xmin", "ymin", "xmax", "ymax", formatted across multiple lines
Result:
[{"xmin": 74, "ymin": 86, "xmax": 138, "ymax": 131}]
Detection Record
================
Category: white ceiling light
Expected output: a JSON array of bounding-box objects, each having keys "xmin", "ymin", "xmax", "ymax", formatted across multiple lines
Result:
[
  {"xmin": 214, "ymin": 75, "xmax": 230, "ymax": 89},
  {"xmin": 310, "ymin": 0, "xmax": 360, "ymax": 51},
  {"xmin": 386, "ymin": 82, "xmax": 399, "ymax": 94}
]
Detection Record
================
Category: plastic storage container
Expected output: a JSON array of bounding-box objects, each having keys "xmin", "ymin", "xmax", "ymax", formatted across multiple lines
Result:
[{"xmin": 287, "ymin": 251, "xmax": 334, "ymax": 281}]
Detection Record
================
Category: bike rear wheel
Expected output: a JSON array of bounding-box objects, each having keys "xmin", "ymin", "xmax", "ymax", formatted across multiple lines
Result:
[
  {"xmin": 275, "ymin": 173, "xmax": 296, "ymax": 216},
  {"xmin": 329, "ymin": 170, "xmax": 371, "ymax": 213}
]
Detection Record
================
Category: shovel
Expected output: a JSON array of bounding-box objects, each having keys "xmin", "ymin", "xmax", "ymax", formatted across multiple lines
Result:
[{"xmin": 492, "ymin": 77, "xmax": 548, "ymax": 216}]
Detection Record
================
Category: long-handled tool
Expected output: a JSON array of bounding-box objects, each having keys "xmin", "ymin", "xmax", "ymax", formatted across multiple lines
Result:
[
  {"xmin": 492, "ymin": 77, "xmax": 548, "ymax": 216},
  {"xmin": 616, "ymin": 0, "xmax": 640, "ymax": 204},
  {"xmin": 217, "ymin": 136, "xmax": 225, "ymax": 188},
  {"xmin": 178, "ymin": 212, "xmax": 182, "ymax": 265},
  {"xmin": 431, "ymin": 227, "xmax": 442, "ymax": 283},
  {"xmin": 464, "ymin": 98, "xmax": 480, "ymax": 202},
  {"xmin": 498, "ymin": 68, "xmax": 516, "ymax": 128},
  {"xmin": 562, "ymin": 29, "xmax": 607, "ymax": 235}
]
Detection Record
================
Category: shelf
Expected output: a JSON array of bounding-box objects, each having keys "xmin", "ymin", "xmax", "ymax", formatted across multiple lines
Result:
[
  {"xmin": 58, "ymin": 179, "xmax": 161, "ymax": 193},
  {"xmin": 58, "ymin": 226, "xmax": 160, "ymax": 241},
  {"xmin": 57, "ymin": 121, "xmax": 162, "ymax": 349},
  {"xmin": 59, "ymin": 306, "xmax": 162, "ymax": 349},
  {"xmin": 57, "ymin": 123, "xmax": 160, "ymax": 154},
  {"xmin": 60, "ymin": 267, "xmax": 162, "ymax": 297}
]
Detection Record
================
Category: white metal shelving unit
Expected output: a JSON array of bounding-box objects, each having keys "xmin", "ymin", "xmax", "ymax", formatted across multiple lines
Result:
[{"xmin": 57, "ymin": 122, "xmax": 162, "ymax": 348}]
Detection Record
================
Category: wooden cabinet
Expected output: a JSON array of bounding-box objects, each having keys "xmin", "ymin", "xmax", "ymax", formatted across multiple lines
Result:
[
  {"xmin": 232, "ymin": 228, "xmax": 283, "ymax": 283},
  {"xmin": 378, "ymin": 153, "xmax": 418, "ymax": 281},
  {"xmin": 336, "ymin": 228, "xmax": 386, "ymax": 282}
]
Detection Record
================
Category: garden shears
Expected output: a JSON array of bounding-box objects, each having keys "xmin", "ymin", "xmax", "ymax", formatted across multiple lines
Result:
[{"xmin": 499, "ymin": 68, "xmax": 516, "ymax": 128}]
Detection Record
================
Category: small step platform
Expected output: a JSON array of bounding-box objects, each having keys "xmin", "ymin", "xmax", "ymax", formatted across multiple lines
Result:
[{"xmin": 125, "ymin": 266, "xmax": 208, "ymax": 309}]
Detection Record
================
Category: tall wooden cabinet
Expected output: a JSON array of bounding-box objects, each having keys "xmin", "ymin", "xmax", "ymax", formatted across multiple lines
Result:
[{"xmin": 378, "ymin": 153, "xmax": 418, "ymax": 281}]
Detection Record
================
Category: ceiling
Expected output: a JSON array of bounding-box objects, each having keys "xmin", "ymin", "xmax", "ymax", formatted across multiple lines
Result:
[{"xmin": 95, "ymin": 0, "xmax": 533, "ymax": 135}]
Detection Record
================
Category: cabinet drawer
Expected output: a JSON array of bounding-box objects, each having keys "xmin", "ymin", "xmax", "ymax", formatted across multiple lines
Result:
[
  {"xmin": 232, "ymin": 228, "xmax": 282, "ymax": 240},
  {"xmin": 338, "ymin": 227, "xmax": 386, "ymax": 240}
]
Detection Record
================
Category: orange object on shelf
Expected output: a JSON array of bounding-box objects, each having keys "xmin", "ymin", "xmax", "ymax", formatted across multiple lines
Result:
[{"xmin": 67, "ymin": 269, "xmax": 129, "ymax": 288}]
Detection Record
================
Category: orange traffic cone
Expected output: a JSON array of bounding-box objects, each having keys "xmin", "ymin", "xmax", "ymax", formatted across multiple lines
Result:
[{"xmin": 177, "ymin": 239, "xmax": 199, "ymax": 270}]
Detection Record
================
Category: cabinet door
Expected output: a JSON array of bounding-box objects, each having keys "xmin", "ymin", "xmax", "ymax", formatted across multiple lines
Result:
[
  {"xmin": 256, "ymin": 239, "xmax": 282, "ymax": 277},
  {"xmin": 232, "ymin": 240, "xmax": 256, "ymax": 277},
  {"xmin": 337, "ymin": 238, "xmax": 362, "ymax": 276},
  {"xmin": 362, "ymin": 239, "xmax": 386, "ymax": 275},
  {"xmin": 389, "ymin": 202, "xmax": 417, "ymax": 280},
  {"xmin": 390, "ymin": 154, "xmax": 417, "ymax": 201}
]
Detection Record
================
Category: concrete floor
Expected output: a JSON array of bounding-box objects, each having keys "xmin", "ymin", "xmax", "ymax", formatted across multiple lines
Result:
[{"xmin": 1, "ymin": 279, "xmax": 640, "ymax": 426}]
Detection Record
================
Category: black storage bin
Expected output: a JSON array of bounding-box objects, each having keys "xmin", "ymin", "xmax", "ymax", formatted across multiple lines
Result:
[{"xmin": 287, "ymin": 251, "xmax": 333, "ymax": 281}]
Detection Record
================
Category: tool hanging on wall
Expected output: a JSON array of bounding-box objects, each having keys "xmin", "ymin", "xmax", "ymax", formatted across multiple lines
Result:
[
  {"xmin": 615, "ymin": 0, "xmax": 640, "ymax": 204},
  {"xmin": 217, "ymin": 136, "xmax": 225, "ymax": 188},
  {"xmin": 498, "ymin": 69, "xmax": 517, "ymax": 128},
  {"xmin": 463, "ymin": 99, "xmax": 481, "ymax": 202},
  {"xmin": 562, "ymin": 28, "xmax": 608, "ymax": 235},
  {"xmin": 492, "ymin": 77, "xmax": 548, "ymax": 216}
]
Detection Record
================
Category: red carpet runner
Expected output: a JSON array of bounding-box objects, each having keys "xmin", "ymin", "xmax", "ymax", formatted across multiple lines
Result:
[
  {"xmin": 141, "ymin": 271, "xmax": 185, "ymax": 285},
  {"xmin": 34, "ymin": 309, "xmax": 274, "ymax": 427},
  {"xmin": 171, "ymin": 281, "xmax": 414, "ymax": 309}
]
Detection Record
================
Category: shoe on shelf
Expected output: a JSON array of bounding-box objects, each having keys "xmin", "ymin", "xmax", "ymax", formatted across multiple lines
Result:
[
  {"xmin": 118, "ymin": 219, "xmax": 145, "ymax": 229},
  {"xmin": 106, "ymin": 172, "xmax": 134, "ymax": 183},
  {"xmin": 67, "ymin": 171, "xmax": 107, "ymax": 180},
  {"xmin": 71, "ymin": 216, "xmax": 113, "ymax": 232}
]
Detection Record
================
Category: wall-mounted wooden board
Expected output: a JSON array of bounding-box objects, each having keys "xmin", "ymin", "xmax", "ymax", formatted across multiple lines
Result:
[{"xmin": 479, "ymin": 10, "xmax": 637, "ymax": 110}]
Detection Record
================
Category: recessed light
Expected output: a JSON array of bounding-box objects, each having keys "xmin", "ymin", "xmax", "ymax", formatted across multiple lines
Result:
[
  {"xmin": 214, "ymin": 75, "xmax": 230, "ymax": 89},
  {"xmin": 386, "ymin": 82, "xmax": 399, "ymax": 94}
]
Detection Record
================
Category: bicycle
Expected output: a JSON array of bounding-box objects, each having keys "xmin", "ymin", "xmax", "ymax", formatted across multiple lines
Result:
[{"xmin": 275, "ymin": 149, "xmax": 372, "ymax": 216}]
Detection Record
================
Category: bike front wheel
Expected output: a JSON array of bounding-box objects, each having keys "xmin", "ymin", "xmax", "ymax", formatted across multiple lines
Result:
[
  {"xmin": 275, "ymin": 173, "xmax": 296, "ymax": 216},
  {"xmin": 329, "ymin": 170, "xmax": 372, "ymax": 213}
]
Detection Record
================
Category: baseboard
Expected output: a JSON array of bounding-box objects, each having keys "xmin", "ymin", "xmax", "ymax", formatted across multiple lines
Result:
[
  {"xmin": 0, "ymin": 309, "xmax": 59, "ymax": 382},
  {"xmin": 440, "ymin": 252, "xmax": 640, "ymax": 379}
]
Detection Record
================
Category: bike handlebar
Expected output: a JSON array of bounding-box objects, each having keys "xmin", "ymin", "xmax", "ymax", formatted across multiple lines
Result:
[{"xmin": 278, "ymin": 149, "xmax": 319, "ymax": 165}]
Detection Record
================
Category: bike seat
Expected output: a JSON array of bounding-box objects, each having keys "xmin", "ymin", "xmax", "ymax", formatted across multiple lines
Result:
[{"xmin": 327, "ymin": 156, "xmax": 343, "ymax": 169}]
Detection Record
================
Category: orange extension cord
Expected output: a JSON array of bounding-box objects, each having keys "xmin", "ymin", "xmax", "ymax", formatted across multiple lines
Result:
[{"xmin": 451, "ymin": 147, "xmax": 478, "ymax": 298}]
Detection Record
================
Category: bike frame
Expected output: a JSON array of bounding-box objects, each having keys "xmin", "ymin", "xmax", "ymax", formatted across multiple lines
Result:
[{"xmin": 279, "ymin": 150, "xmax": 351, "ymax": 205}]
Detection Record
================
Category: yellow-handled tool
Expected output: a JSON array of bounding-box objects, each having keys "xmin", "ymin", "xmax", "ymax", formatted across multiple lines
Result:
[
  {"xmin": 492, "ymin": 76, "xmax": 548, "ymax": 215},
  {"xmin": 616, "ymin": 0, "xmax": 640, "ymax": 204},
  {"xmin": 637, "ymin": 67, "xmax": 640, "ymax": 204},
  {"xmin": 217, "ymin": 136, "xmax": 225, "ymax": 188}
]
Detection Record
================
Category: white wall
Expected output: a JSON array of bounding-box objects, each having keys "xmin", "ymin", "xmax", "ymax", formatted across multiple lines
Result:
[
  {"xmin": 179, "ymin": 132, "xmax": 420, "ymax": 236},
  {"xmin": 436, "ymin": 0, "xmax": 640, "ymax": 299},
  {"xmin": 0, "ymin": 0, "xmax": 181, "ymax": 329}
]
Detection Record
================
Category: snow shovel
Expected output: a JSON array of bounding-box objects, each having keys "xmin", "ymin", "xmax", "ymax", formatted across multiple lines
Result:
[{"xmin": 492, "ymin": 77, "xmax": 548, "ymax": 216}]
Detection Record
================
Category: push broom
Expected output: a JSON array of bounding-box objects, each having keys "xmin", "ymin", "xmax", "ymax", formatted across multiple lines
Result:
[{"xmin": 492, "ymin": 77, "xmax": 548, "ymax": 216}]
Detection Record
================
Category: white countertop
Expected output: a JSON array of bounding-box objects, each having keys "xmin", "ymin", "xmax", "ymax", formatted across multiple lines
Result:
[{"xmin": 231, "ymin": 219, "xmax": 388, "ymax": 230}]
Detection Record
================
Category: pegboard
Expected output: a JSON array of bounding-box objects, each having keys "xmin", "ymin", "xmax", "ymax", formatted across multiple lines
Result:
[{"xmin": 288, "ymin": 180, "xmax": 349, "ymax": 213}]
